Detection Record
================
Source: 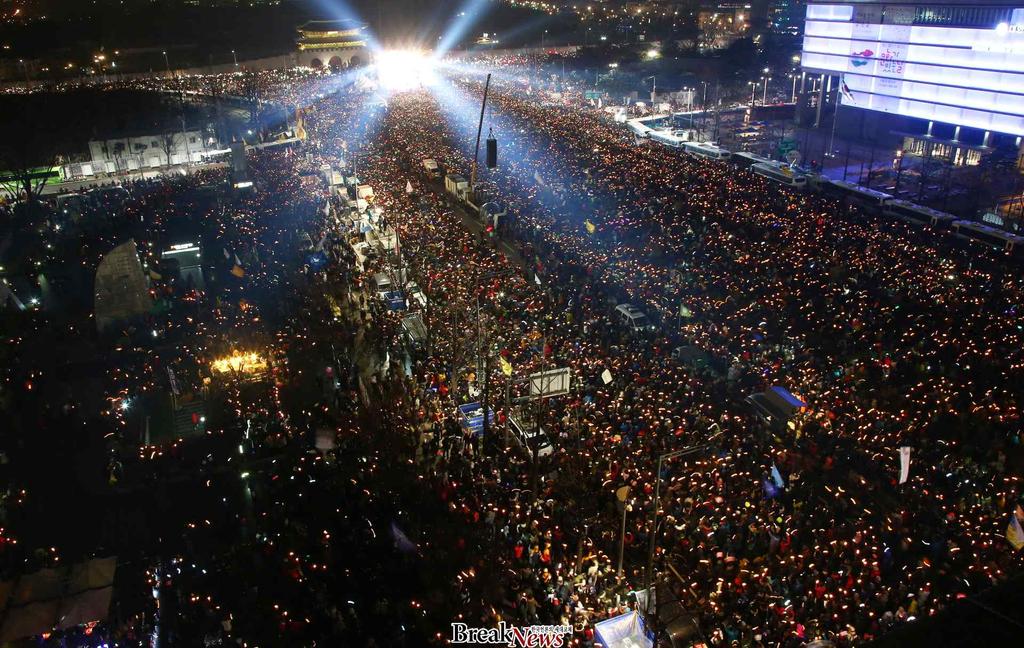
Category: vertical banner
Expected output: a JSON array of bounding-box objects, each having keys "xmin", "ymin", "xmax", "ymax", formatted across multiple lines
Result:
[{"xmin": 899, "ymin": 446, "xmax": 912, "ymax": 484}]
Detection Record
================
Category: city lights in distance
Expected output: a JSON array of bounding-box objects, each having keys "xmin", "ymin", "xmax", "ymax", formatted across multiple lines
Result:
[{"xmin": 374, "ymin": 49, "xmax": 436, "ymax": 91}]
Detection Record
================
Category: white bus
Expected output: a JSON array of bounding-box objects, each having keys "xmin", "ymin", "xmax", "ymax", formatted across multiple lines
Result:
[
  {"xmin": 951, "ymin": 220, "xmax": 1024, "ymax": 254},
  {"xmin": 683, "ymin": 141, "xmax": 731, "ymax": 161},
  {"xmin": 649, "ymin": 128, "xmax": 694, "ymax": 148},
  {"xmin": 825, "ymin": 179, "xmax": 893, "ymax": 210},
  {"xmin": 731, "ymin": 151, "xmax": 771, "ymax": 169},
  {"xmin": 626, "ymin": 119, "xmax": 654, "ymax": 139},
  {"xmin": 883, "ymin": 200, "xmax": 957, "ymax": 229},
  {"xmin": 750, "ymin": 161, "xmax": 808, "ymax": 189}
]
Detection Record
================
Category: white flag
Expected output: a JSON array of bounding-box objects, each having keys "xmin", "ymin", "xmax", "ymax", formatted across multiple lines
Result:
[
  {"xmin": 405, "ymin": 180, "xmax": 413, "ymax": 194},
  {"xmin": 898, "ymin": 446, "xmax": 911, "ymax": 484},
  {"xmin": 601, "ymin": 369, "xmax": 613, "ymax": 385},
  {"xmin": 534, "ymin": 273, "xmax": 542, "ymax": 286}
]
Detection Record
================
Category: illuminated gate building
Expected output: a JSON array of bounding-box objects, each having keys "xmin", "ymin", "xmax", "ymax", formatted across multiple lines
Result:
[{"xmin": 296, "ymin": 19, "xmax": 369, "ymax": 70}]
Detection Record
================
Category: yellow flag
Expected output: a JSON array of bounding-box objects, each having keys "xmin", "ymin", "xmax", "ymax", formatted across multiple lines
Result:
[
  {"xmin": 1008, "ymin": 514, "xmax": 1024, "ymax": 550},
  {"xmin": 230, "ymin": 264, "xmax": 245, "ymax": 278},
  {"xmin": 148, "ymin": 270, "xmax": 163, "ymax": 280},
  {"xmin": 499, "ymin": 356, "xmax": 513, "ymax": 377},
  {"xmin": 584, "ymin": 220, "xmax": 596, "ymax": 234}
]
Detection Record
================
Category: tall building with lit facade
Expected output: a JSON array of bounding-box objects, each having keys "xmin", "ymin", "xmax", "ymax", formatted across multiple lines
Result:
[{"xmin": 799, "ymin": 0, "xmax": 1024, "ymax": 167}]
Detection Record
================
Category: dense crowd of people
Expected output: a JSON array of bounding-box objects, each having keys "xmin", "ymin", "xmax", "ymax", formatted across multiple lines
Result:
[
  {"xmin": 2, "ymin": 56, "xmax": 1023, "ymax": 648},
  {"xmin": 324, "ymin": 67, "xmax": 1024, "ymax": 646}
]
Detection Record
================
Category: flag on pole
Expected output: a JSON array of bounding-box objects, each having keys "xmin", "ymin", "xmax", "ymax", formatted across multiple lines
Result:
[
  {"xmin": 499, "ymin": 356, "xmax": 513, "ymax": 377},
  {"xmin": 601, "ymin": 368, "xmax": 613, "ymax": 385},
  {"xmin": 405, "ymin": 180, "xmax": 413, "ymax": 194},
  {"xmin": 1008, "ymin": 514, "xmax": 1024, "ymax": 550},
  {"xmin": 840, "ymin": 76, "xmax": 856, "ymax": 103},
  {"xmin": 584, "ymin": 220, "xmax": 596, "ymax": 234},
  {"xmin": 223, "ymin": 248, "xmax": 231, "ymax": 260},
  {"xmin": 534, "ymin": 273, "xmax": 542, "ymax": 286},
  {"xmin": 899, "ymin": 446, "xmax": 911, "ymax": 484},
  {"xmin": 771, "ymin": 464, "xmax": 785, "ymax": 490},
  {"xmin": 230, "ymin": 264, "xmax": 245, "ymax": 278},
  {"xmin": 680, "ymin": 304, "xmax": 693, "ymax": 318}
]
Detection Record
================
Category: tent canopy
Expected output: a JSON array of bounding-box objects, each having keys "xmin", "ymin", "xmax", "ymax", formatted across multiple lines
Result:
[{"xmin": 594, "ymin": 611, "xmax": 653, "ymax": 648}]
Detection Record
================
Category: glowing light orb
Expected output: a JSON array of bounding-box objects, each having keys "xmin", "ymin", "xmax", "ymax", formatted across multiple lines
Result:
[{"xmin": 374, "ymin": 49, "xmax": 436, "ymax": 91}]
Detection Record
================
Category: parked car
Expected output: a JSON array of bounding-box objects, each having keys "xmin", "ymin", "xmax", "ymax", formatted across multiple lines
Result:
[
  {"xmin": 614, "ymin": 303, "xmax": 656, "ymax": 333},
  {"xmin": 508, "ymin": 415, "xmax": 554, "ymax": 458}
]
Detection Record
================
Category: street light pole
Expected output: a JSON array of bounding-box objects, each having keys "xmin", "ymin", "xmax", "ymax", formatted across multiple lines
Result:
[
  {"xmin": 470, "ymin": 73, "xmax": 492, "ymax": 188},
  {"xmin": 162, "ymin": 50, "xmax": 170, "ymax": 78},
  {"xmin": 616, "ymin": 485, "xmax": 631, "ymax": 580},
  {"xmin": 762, "ymin": 76, "xmax": 771, "ymax": 105},
  {"xmin": 232, "ymin": 50, "xmax": 238, "ymax": 68}
]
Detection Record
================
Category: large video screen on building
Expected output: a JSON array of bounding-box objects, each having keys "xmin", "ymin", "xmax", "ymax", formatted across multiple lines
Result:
[{"xmin": 800, "ymin": 3, "xmax": 1024, "ymax": 135}]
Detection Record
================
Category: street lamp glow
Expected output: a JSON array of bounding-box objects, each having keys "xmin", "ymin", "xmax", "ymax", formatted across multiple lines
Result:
[{"xmin": 645, "ymin": 48, "xmax": 660, "ymax": 59}]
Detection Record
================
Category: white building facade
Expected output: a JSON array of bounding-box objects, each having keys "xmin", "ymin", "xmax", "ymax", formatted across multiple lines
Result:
[{"xmin": 76, "ymin": 129, "xmax": 222, "ymax": 177}]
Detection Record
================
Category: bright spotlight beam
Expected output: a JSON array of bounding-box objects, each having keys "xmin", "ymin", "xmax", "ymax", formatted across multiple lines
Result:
[
  {"xmin": 375, "ymin": 49, "xmax": 437, "ymax": 91},
  {"xmin": 435, "ymin": 0, "xmax": 493, "ymax": 57}
]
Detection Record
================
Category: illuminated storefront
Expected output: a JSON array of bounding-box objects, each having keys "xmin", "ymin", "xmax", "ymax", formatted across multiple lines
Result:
[{"xmin": 801, "ymin": 1, "xmax": 1024, "ymax": 136}]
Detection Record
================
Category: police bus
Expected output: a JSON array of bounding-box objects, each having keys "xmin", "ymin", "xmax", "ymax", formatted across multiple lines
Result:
[
  {"xmin": 731, "ymin": 151, "xmax": 771, "ymax": 169},
  {"xmin": 683, "ymin": 141, "xmax": 731, "ymax": 161},
  {"xmin": 750, "ymin": 161, "xmax": 808, "ymax": 189},
  {"xmin": 951, "ymin": 220, "xmax": 1024, "ymax": 255},
  {"xmin": 824, "ymin": 179, "xmax": 893, "ymax": 211},
  {"xmin": 882, "ymin": 200, "xmax": 957, "ymax": 229}
]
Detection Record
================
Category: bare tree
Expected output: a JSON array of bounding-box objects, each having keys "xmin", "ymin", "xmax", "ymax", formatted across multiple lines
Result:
[
  {"xmin": 158, "ymin": 131, "xmax": 178, "ymax": 166},
  {"xmin": 240, "ymin": 70, "xmax": 262, "ymax": 128}
]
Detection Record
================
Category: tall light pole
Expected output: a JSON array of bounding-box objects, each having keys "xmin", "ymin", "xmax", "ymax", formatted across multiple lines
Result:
[
  {"xmin": 644, "ymin": 76, "xmax": 656, "ymax": 103},
  {"xmin": 542, "ymin": 29, "xmax": 548, "ymax": 49},
  {"xmin": 643, "ymin": 434, "xmax": 721, "ymax": 623},
  {"xmin": 162, "ymin": 50, "xmax": 170, "ymax": 78},
  {"xmin": 790, "ymin": 73, "xmax": 798, "ymax": 103},
  {"xmin": 762, "ymin": 76, "xmax": 771, "ymax": 105},
  {"xmin": 616, "ymin": 486, "xmax": 631, "ymax": 580},
  {"xmin": 470, "ymin": 73, "xmax": 492, "ymax": 188},
  {"xmin": 232, "ymin": 50, "xmax": 238, "ymax": 68},
  {"xmin": 749, "ymin": 81, "xmax": 757, "ymax": 107}
]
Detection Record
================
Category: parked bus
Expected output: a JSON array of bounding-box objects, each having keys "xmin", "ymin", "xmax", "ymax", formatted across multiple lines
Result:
[
  {"xmin": 951, "ymin": 220, "xmax": 1024, "ymax": 254},
  {"xmin": 731, "ymin": 151, "xmax": 771, "ymax": 169},
  {"xmin": 825, "ymin": 179, "xmax": 893, "ymax": 210},
  {"xmin": 649, "ymin": 128, "xmax": 695, "ymax": 148},
  {"xmin": 683, "ymin": 141, "xmax": 731, "ymax": 161},
  {"xmin": 751, "ymin": 161, "xmax": 808, "ymax": 189},
  {"xmin": 626, "ymin": 119, "xmax": 653, "ymax": 139},
  {"xmin": 883, "ymin": 200, "xmax": 957, "ymax": 229}
]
